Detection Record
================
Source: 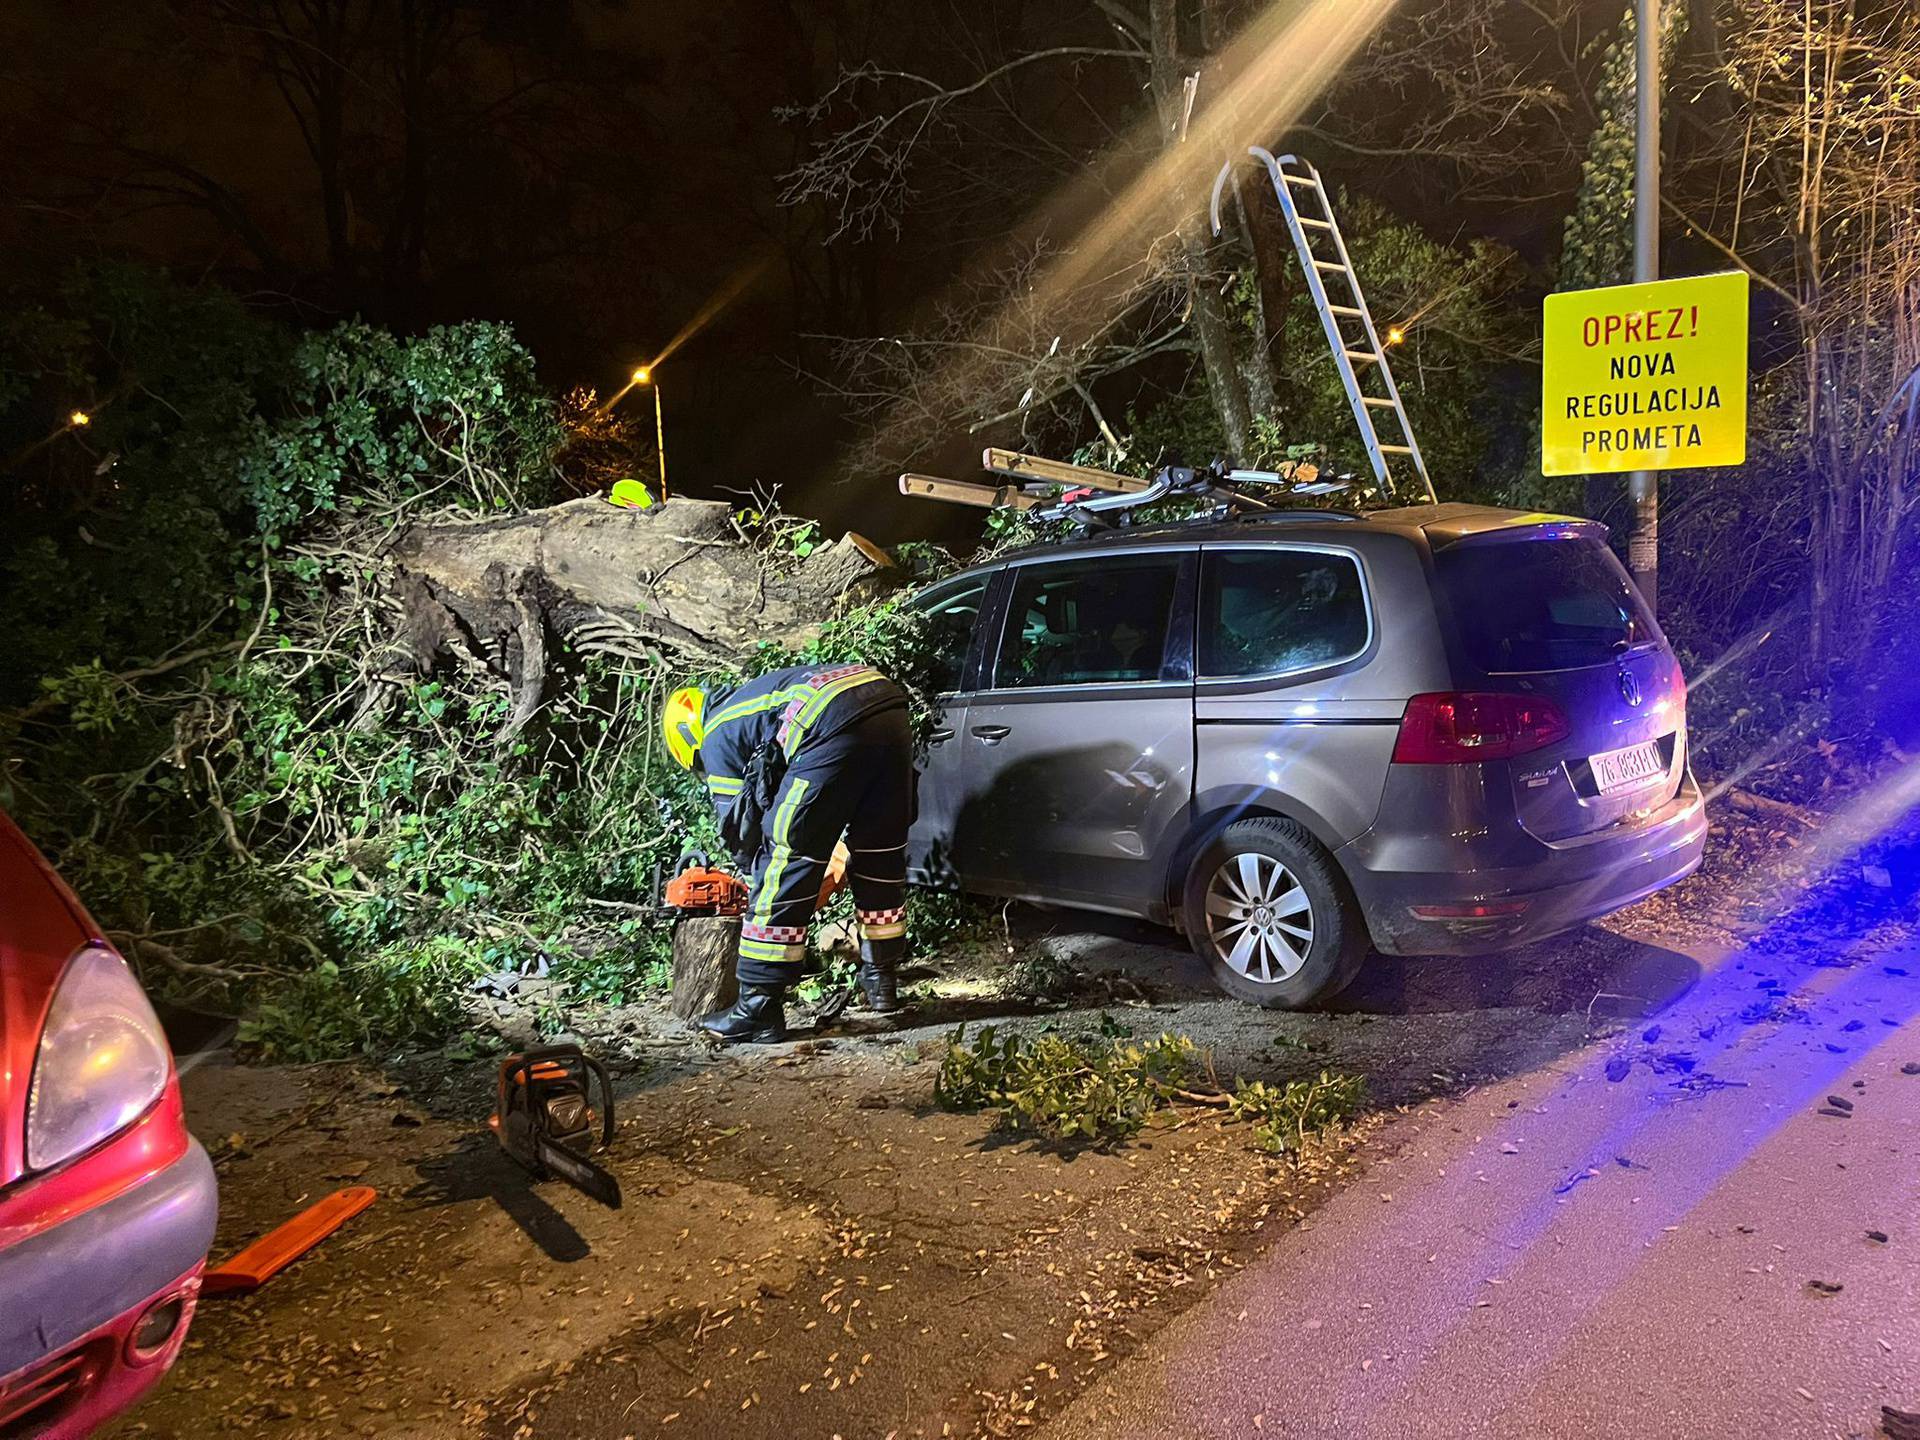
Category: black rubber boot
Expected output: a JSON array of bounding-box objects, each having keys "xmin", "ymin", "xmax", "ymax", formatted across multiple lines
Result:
[
  {"xmin": 856, "ymin": 942, "xmax": 901, "ymax": 1014},
  {"xmin": 699, "ymin": 983, "xmax": 788, "ymax": 1043}
]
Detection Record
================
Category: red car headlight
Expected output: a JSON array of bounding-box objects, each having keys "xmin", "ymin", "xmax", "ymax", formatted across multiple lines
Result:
[{"xmin": 26, "ymin": 946, "xmax": 172, "ymax": 1171}]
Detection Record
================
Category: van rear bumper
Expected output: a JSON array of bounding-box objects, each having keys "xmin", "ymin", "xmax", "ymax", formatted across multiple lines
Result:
[{"xmin": 1339, "ymin": 775, "xmax": 1708, "ymax": 956}]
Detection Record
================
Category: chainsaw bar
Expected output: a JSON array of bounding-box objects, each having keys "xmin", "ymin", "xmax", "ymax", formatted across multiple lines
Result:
[{"xmin": 535, "ymin": 1130, "xmax": 623, "ymax": 1209}]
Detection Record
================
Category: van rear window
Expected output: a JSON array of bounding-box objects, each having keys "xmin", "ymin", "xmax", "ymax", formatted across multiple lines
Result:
[{"xmin": 1436, "ymin": 535, "xmax": 1655, "ymax": 672}]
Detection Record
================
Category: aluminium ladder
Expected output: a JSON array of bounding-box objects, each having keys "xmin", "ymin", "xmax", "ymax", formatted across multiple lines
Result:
[{"xmin": 1210, "ymin": 149, "xmax": 1438, "ymax": 505}]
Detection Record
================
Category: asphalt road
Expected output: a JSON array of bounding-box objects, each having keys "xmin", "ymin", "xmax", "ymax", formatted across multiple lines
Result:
[{"xmin": 1043, "ymin": 939, "xmax": 1920, "ymax": 1440}]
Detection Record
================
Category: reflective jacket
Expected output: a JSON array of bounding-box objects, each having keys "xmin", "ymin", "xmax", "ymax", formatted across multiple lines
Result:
[{"xmin": 697, "ymin": 664, "xmax": 905, "ymax": 813}]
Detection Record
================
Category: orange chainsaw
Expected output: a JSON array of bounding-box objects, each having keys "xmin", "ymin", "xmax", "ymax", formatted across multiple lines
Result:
[
  {"xmin": 489, "ymin": 1044, "xmax": 622, "ymax": 1208},
  {"xmin": 658, "ymin": 851, "xmax": 750, "ymax": 916},
  {"xmin": 653, "ymin": 847, "xmax": 846, "ymax": 917}
]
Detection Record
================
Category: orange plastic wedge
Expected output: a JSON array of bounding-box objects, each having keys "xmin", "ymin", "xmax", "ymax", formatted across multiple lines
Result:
[{"xmin": 202, "ymin": 1185, "xmax": 377, "ymax": 1296}]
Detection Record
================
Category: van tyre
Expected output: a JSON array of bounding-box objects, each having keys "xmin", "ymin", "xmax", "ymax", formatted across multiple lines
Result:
[{"xmin": 1182, "ymin": 818, "xmax": 1366, "ymax": 1009}]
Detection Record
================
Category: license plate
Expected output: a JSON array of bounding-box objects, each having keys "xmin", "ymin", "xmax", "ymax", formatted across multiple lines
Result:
[{"xmin": 1590, "ymin": 738, "xmax": 1665, "ymax": 793}]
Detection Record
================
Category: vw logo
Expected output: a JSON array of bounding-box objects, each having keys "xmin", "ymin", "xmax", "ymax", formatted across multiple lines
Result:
[{"xmin": 1618, "ymin": 669, "xmax": 1643, "ymax": 707}]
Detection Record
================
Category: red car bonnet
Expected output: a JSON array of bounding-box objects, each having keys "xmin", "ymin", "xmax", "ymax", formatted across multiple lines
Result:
[{"xmin": 0, "ymin": 811, "xmax": 105, "ymax": 1186}]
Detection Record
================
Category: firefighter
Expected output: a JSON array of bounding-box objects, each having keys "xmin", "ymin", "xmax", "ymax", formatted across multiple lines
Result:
[{"xmin": 662, "ymin": 663, "xmax": 913, "ymax": 1042}]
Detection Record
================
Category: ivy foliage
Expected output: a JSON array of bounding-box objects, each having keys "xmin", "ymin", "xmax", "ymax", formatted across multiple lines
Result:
[
  {"xmin": 1559, "ymin": 4, "xmax": 1689, "ymax": 293},
  {"xmin": 236, "ymin": 319, "xmax": 562, "ymax": 537}
]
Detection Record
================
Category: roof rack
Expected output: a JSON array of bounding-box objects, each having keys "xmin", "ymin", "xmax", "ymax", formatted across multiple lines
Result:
[
  {"xmin": 1236, "ymin": 509, "xmax": 1362, "ymax": 525},
  {"xmin": 900, "ymin": 447, "xmax": 1353, "ymax": 532}
]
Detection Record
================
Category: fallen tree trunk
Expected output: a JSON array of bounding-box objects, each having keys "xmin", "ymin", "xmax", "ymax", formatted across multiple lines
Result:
[{"xmin": 361, "ymin": 496, "xmax": 892, "ymax": 734}]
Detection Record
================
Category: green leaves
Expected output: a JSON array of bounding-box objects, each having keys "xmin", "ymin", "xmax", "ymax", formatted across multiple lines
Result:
[
  {"xmin": 935, "ymin": 1022, "xmax": 1367, "ymax": 1152},
  {"xmin": 1558, "ymin": 4, "xmax": 1687, "ymax": 292},
  {"xmin": 36, "ymin": 660, "xmax": 132, "ymax": 734},
  {"xmin": 3, "ymin": 277, "xmax": 992, "ymax": 1064},
  {"xmin": 241, "ymin": 320, "xmax": 561, "ymax": 537},
  {"xmin": 934, "ymin": 1021, "xmax": 1202, "ymax": 1143},
  {"xmin": 1227, "ymin": 1072, "xmax": 1368, "ymax": 1155}
]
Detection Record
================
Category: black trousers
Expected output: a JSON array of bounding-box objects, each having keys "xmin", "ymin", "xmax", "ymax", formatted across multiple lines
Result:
[{"xmin": 735, "ymin": 705, "xmax": 913, "ymax": 985}]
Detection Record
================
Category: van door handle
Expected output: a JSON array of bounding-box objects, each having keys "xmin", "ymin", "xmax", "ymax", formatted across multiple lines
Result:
[
  {"xmin": 971, "ymin": 724, "xmax": 1011, "ymax": 744},
  {"xmin": 929, "ymin": 727, "xmax": 955, "ymax": 743}
]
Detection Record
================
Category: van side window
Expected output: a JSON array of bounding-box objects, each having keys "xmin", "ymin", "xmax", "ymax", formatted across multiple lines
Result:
[
  {"xmin": 1199, "ymin": 549, "xmax": 1368, "ymax": 679},
  {"xmin": 994, "ymin": 554, "xmax": 1180, "ymax": 689},
  {"xmin": 919, "ymin": 576, "xmax": 991, "ymax": 694}
]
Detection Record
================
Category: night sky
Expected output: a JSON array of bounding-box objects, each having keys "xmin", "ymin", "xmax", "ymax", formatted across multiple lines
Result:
[{"xmin": 0, "ymin": 1, "xmax": 1619, "ymax": 540}]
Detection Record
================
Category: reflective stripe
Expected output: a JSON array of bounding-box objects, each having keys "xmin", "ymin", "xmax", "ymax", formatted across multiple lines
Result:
[
  {"xmin": 795, "ymin": 667, "xmax": 880, "ymax": 726},
  {"xmin": 706, "ymin": 684, "xmax": 813, "ymax": 733},
  {"xmin": 739, "ymin": 937, "xmax": 807, "ymax": 965},
  {"xmin": 783, "ymin": 679, "xmax": 879, "ymax": 760},
  {"xmin": 753, "ymin": 777, "xmax": 811, "ymax": 927},
  {"xmin": 706, "ymin": 775, "xmax": 744, "ymax": 796},
  {"xmin": 857, "ymin": 904, "xmax": 907, "ymax": 941},
  {"xmin": 782, "ymin": 670, "xmax": 885, "ymax": 754},
  {"xmin": 712, "ymin": 667, "xmax": 890, "ymax": 763}
]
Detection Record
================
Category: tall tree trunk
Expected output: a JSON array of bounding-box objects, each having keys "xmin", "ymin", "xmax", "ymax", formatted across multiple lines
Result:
[
  {"xmin": 1231, "ymin": 173, "xmax": 1292, "ymax": 421},
  {"xmin": 313, "ymin": 0, "xmax": 353, "ymax": 277},
  {"xmin": 1150, "ymin": 0, "xmax": 1255, "ymax": 457},
  {"xmin": 1184, "ymin": 231, "xmax": 1254, "ymax": 455}
]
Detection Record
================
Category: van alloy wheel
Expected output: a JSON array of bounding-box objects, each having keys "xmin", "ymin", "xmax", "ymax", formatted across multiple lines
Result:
[{"xmin": 1203, "ymin": 853, "xmax": 1315, "ymax": 983}]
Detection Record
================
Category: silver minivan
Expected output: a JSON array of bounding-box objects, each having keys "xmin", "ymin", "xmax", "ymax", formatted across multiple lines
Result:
[{"xmin": 906, "ymin": 502, "xmax": 1708, "ymax": 1007}]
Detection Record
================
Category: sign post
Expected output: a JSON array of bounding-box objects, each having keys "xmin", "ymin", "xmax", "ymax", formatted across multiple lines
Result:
[
  {"xmin": 1543, "ymin": 271, "xmax": 1750, "ymax": 484},
  {"xmin": 1631, "ymin": 0, "xmax": 1662, "ymax": 613}
]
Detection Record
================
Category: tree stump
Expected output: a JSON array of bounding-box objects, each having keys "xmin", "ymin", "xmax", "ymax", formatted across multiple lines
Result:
[{"xmin": 669, "ymin": 916, "xmax": 739, "ymax": 1022}]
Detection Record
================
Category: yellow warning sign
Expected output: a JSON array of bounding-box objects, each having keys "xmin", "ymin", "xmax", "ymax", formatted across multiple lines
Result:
[{"xmin": 1542, "ymin": 271, "xmax": 1749, "ymax": 476}]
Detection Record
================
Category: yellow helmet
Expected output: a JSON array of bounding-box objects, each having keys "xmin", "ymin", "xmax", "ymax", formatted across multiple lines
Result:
[{"xmin": 662, "ymin": 686, "xmax": 707, "ymax": 770}]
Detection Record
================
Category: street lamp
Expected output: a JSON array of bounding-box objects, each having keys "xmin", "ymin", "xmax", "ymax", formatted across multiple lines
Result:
[{"xmin": 631, "ymin": 367, "xmax": 667, "ymax": 499}]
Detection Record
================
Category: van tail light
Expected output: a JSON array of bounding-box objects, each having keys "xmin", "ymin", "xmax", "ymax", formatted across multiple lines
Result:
[{"xmin": 1393, "ymin": 692, "xmax": 1572, "ymax": 764}]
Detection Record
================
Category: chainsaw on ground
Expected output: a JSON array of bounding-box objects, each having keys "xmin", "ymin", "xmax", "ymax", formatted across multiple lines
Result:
[{"xmin": 488, "ymin": 1044, "xmax": 622, "ymax": 1208}]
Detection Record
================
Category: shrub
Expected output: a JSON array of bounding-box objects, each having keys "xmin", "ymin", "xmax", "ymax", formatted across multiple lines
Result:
[
  {"xmin": 1226, "ymin": 1072, "xmax": 1368, "ymax": 1155},
  {"xmin": 936, "ymin": 1020, "xmax": 1368, "ymax": 1151},
  {"xmin": 935, "ymin": 1019, "xmax": 1203, "ymax": 1142}
]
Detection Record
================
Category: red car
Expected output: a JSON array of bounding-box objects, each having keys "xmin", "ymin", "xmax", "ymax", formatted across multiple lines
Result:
[{"xmin": 0, "ymin": 811, "xmax": 216, "ymax": 1437}]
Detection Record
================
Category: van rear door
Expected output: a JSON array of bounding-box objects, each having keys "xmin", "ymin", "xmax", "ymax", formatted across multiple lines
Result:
[{"xmin": 1431, "ymin": 524, "xmax": 1686, "ymax": 843}]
